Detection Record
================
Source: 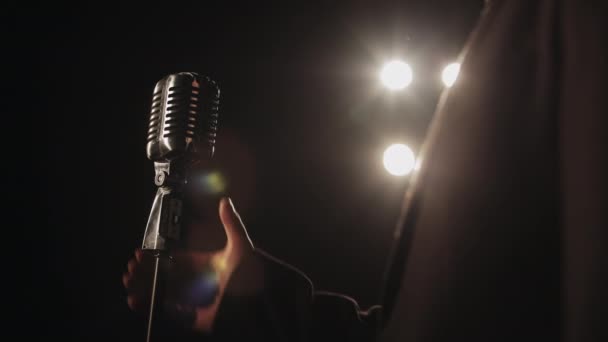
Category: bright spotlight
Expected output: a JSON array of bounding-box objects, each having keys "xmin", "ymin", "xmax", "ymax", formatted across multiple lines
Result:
[
  {"xmin": 383, "ymin": 144, "xmax": 416, "ymax": 176},
  {"xmin": 442, "ymin": 62, "xmax": 460, "ymax": 88},
  {"xmin": 380, "ymin": 60, "xmax": 413, "ymax": 90}
]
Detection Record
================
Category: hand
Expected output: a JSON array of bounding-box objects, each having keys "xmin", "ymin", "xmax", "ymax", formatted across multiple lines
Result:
[{"xmin": 123, "ymin": 197, "xmax": 254, "ymax": 333}]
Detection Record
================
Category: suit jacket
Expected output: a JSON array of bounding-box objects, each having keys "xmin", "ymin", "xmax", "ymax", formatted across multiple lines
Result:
[{"xmin": 211, "ymin": 1, "xmax": 607, "ymax": 341}]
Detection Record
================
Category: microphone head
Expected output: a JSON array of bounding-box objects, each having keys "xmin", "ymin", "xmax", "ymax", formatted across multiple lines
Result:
[{"xmin": 146, "ymin": 72, "xmax": 220, "ymax": 162}]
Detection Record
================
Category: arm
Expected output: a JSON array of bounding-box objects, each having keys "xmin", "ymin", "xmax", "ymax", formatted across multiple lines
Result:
[
  {"xmin": 124, "ymin": 198, "xmax": 381, "ymax": 341},
  {"xmin": 212, "ymin": 249, "xmax": 382, "ymax": 341}
]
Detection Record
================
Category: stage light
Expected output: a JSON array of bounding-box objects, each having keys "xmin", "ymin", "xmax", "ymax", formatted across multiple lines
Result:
[
  {"xmin": 383, "ymin": 144, "xmax": 415, "ymax": 176},
  {"xmin": 380, "ymin": 60, "xmax": 413, "ymax": 90},
  {"xmin": 442, "ymin": 62, "xmax": 460, "ymax": 87}
]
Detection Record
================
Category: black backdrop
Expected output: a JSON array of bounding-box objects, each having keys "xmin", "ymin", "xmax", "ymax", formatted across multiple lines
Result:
[{"xmin": 20, "ymin": 1, "xmax": 482, "ymax": 340}]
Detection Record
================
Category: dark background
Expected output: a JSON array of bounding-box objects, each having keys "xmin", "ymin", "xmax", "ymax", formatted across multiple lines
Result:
[{"xmin": 21, "ymin": 1, "xmax": 481, "ymax": 340}]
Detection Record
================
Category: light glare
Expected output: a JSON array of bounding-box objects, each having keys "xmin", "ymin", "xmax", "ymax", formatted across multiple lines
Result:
[
  {"xmin": 200, "ymin": 171, "xmax": 226, "ymax": 194},
  {"xmin": 380, "ymin": 60, "xmax": 413, "ymax": 90},
  {"xmin": 383, "ymin": 144, "xmax": 416, "ymax": 176},
  {"xmin": 442, "ymin": 63, "xmax": 460, "ymax": 87}
]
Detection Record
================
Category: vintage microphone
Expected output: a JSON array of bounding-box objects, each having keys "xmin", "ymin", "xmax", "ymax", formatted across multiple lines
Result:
[{"xmin": 141, "ymin": 72, "xmax": 220, "ymax": 342}]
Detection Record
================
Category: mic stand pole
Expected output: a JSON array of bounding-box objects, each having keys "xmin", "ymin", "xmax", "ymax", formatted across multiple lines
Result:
[{"xmin": 142, "ymin": 161, "xmax": 186, "ymax": 342}]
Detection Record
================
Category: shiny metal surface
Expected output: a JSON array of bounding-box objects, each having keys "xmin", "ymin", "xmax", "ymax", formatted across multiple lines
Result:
[
  {"xmin": 146, "ymin": 72, "xmax": 220, "ymax": 162},
  {"xmin": 142, "ymin": 73, "xmax": 220, "ymax": 252}
]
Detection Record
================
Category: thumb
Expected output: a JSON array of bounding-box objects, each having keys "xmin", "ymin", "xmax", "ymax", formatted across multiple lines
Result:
[{"xmin": 219, "ymin": 197, "xmax": 253, "ymax": 251}]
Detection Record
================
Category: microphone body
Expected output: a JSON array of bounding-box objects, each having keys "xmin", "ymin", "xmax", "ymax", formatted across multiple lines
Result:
[
  {"xmin": 141, "ymin": 72, "xmax": 220, "ymax": 342},
  {"xmin": 143, "ymin": 72, "xmax": 219, "ymax": 253}
]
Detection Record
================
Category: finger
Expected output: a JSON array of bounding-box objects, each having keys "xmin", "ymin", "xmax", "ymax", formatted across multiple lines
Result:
[
  {"xmin": 123, "ymin": 271, "xmax": 147, "ymax": 287},
  {"xmin": 127, "ymin": 294, "xmax": 149, "ymax": 311},
  {"xmin": 135, "ymin": 249, "xmax": 155, "ymax": 267},
  {"xmin": 127, "ymin": 259, "xmax": 138, "ymax": 273},
  {"xmin": 126, "ymin": 252, "xmax": 154, "ymax": 277},
  {"xmin": 123, "ymin": 261, "xmax": 155, "ymax": 294},
  {"xmin": 218, "ymin": 197, "xmax": 252, "ymax": 249},
  {"xmin": 192, "ymin": 302, "xmax": 221, "ymax": 333},
  {"xmin": 127, "ymin": 295, "xmax": 138, "ymax": 310},
  {"xmin": 135, "ymin": 248, "xmax": 144, "ymax": 262},
  {"xmin": 122, "ymin": 272, "xmax": 131, "ymax": 288},
  {"xmin": 122, "ymin": 271, "xmax": 147, "ymax": 296}
]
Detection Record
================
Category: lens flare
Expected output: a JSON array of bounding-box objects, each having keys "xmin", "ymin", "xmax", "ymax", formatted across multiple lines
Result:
[
  {"xmin": 380, "ymin": 60, "xmax": 413, "ymax": 90},
  {"xmin": 442, "ymin": 62, "xmax": 460, "ymax": 88},
  {"xmin": 383, "ymin": 144, "xmax": 416, "ymax": 176},
  {"xmin": 199, "ymin": 171, "xmax": 226, "ymax": 194},
  {"xmin": 185, "ymin": 267, "xmax": 220, "ymax": 307}
]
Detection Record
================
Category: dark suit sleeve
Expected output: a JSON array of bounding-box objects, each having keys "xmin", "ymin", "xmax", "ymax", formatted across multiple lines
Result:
[
  {"xmin": 311, "ymin": 291, "xmax": 382, "ymax": 342},
  {"xmin": 209, "ymin": 249, "xmax": 381, "ymax": 341}
]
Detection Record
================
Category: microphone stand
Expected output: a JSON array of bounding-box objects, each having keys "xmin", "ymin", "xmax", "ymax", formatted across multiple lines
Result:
[
  {"xmin": 146, "ymin": 254, "xmax": 166, "ymax": 342},
  {"xmin": 140, "ymin": 72, "xmax": 220, "ymax": 341},
  {"xmin": 142, "ymin": 161, "xmax": 186, "ymax": 342}
]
